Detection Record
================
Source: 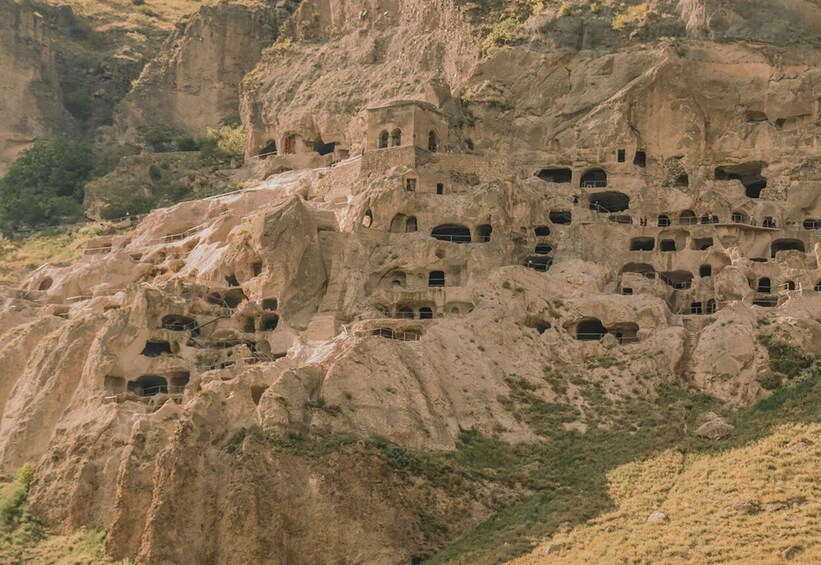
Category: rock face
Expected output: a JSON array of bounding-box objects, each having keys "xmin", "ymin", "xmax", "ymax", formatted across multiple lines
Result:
[
  {"xmin": 115, "ymin": 1, "xmax": 284, "ymax": 139},
  {"xmin": 0, "ymin": 0, "xmax": 820, "ymax": 562},
  {"xmin": 0, "ymin": 0, "xmax": 77, "ymax": 174}
]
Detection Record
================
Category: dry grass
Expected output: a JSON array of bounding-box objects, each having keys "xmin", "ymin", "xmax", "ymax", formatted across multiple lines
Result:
[
  {"xmin": 0, "ymin": 223, "xmax": 134, "ymax": 285},
  {"xmin": 55, "ymin": 0, "xmax": 218, "ymax": 34},
  {"xmin": 513, "ymin": 423, "xmax": 821, "ymax": 563}
]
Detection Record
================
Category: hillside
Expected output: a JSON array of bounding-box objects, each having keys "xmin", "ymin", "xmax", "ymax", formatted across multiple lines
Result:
[{"xmin": 0, "ymin": 0, "xmax": 819, "ymax": 563}]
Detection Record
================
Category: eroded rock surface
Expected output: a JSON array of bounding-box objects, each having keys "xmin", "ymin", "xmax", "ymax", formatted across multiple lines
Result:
[{"xmin": 0, "ymin": 0, "xmax": 819, "ymax": 562}]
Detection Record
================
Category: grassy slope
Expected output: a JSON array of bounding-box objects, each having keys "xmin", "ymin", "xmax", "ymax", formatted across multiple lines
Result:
[
  {"xmin": 0, "ymin": 465, "xmax": 117, "ymax": 563},
  {"xmin": 0, "ymin": 223, "xmax": 134, "ymax": 285},
  {"xmin": 417, "ymin": 345, "xmax": 820, "ymax": 563},
  {"xmin": 513, "ymin": 422, "xmax": 820, "ymax": 563}
]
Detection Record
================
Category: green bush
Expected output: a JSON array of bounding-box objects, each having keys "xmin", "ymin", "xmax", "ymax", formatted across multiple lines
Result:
[
  {"xmin": 481, "ymin": 17, "xmax": 521, "ymax": 51},
  {"xmin": 759, "ymin": 334, "xmax": 814, "ymax": 377},
  {"xmin": 198, "ymin": 124, "xmax": 246, "ymax": 164},
  {"xmin": 176, "ymin": 136, "xmax": 200, "ymax": 152},
  {"xmin": 0, "ymin": 139, "xmax": 94, "ymax": 232},
  {"xmin": 756, "ymin": 371, "xmax": 782, "ymax": 391},
  {"xmin": 143, "ymin": 126, "xmax": 177, "ymax": 152}
]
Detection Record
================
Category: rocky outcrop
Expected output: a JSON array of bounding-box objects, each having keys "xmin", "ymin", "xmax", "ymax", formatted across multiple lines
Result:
[
  {"xmin": 0, "ymin": 0, "xmax": 77, "ymax": 175},
  {"xmin": 0, "ymin": 0, "xmax": 819, "ymax": 562},
  {"xmin": 116, "ymin": 1, "xmax": 284, "ymax": 139}
]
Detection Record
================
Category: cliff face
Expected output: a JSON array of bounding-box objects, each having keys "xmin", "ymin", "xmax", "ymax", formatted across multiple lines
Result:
[
  {"xmin": 0, "ymin": 0, "xmax": 820, "ymax": 563},
  {"xmin": 115, "ymin": 2, "xmax": 285, "ymax": 139},
  {"xmin": 0, "ymin": 0, "xmax": 77, "ymax": 175}
]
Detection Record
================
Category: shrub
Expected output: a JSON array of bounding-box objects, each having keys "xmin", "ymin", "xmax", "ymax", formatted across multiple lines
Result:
[
  {"xmin": 0, "ymin": 139, "xmax": 93, "ymax": 232},
  {"xmin": 558, "ymin": 1, "xmax": 573, "ymax": 17},
  {"xmin": 176, "ymin": 136, "xmax": 200, "ymax": 152},
  {"xmin": 482, "ymin": 17, "xmax": 521, "ymax": 51},
  {"xmin": 200, "ymin": 124, "xmax": 246, "ymax": 162},
  {"xmin": 759, "ymin": 334, "xmax": 814, "ymax": 377},
  {"xmin": 143, "ymin": 126, "xmax": 177, "ymax": 152},
  {"xmin": 756, "ymin": 371, "xmax": 782, "ymax": 391}
]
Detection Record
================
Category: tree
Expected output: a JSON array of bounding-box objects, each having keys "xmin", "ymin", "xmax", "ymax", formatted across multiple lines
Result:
[{"xmin": 0, "ymin": 139, "xmax": 94, "ymax": 232}]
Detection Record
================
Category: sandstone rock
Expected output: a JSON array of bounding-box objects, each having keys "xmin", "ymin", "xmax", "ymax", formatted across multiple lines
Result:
[
  {"xmin": 763, "ymin": 502, "xmax": 786, "ymax": 513},
  {"xmin": 646, "ymin": 511, "xmax": 669, "ymax": 523},
  {"xmin": 541, "ymin": 543, "xmax": 562, "ymax": 555},
  {"xmin": 787, "ymin": 440, "xmax": 811, "ymax": 454},
  {"xmin": 733, "ymin": 501, "xmax": 760, "ymax": 515},
  {"xmin": 695, "ymin": 417, "xmax": 735, "ymax": 440},
  {"xmin": 782, "ymin": 545, "xmax": 803, "ymax": 560}
]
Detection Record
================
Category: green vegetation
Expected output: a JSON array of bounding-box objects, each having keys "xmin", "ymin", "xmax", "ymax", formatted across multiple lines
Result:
[
  {"xmin": 0, "ymin": 139, "xmax": 94, "ymax": 232},
  {"xmin": 0, "ymin": 465, "xmax": 113, "ymax": 564},
  {"xmin": 482, "ymin": 17, "xmax": 522, "ymax": 51},
  {"xmin": 222, "ymin": 349, "xmax": 820, "ymax": 564},
  {"xmin": 759, "ymin": 332, "xmax": 814, "ymax": 377},
  {"xmin": 200, "ymin": 124, "xmax": 246, "ymax": 162},
  {"xmin": 0, "ymin": 222, "xmax": 134, "ymax": 284}
]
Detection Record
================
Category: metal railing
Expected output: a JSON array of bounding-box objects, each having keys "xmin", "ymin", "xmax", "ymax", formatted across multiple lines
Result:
[
  {"xmin": 162, "ymin": 320, "xmax": 201, "ymax": 332},
  {"xmin": 580, "ymin": 180, "xmax": 607, "ymax": 188},
  {"xmin": 355, "ymin": 328, "xmax": 422, "ymax": 341},
  {"xmin": 573, "ymin": 333, "xmax": 640, "ymax": 344},
  {"xmin": 430, "ymin": 234, "xmax": 472, "ymax": 243},
  {"xmin": 128, "ymin": 385, "xmax": 186, "ymax": 397},
  {"xmin": 246, "ymin": 150, "xmax": 279, "ymax": 161}
]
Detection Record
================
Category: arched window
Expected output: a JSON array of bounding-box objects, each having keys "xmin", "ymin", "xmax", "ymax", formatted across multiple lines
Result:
[
  {"xmin": 419, "ymin": 307, "xmax": 434, "ymax": 320},
  {"xmin": 428, "ymin": 130, "xmax": 439, "ymax": 152},
  {"xmin": 534, "ymin": 225, "xmax": 550, "ymax": 237},
  {"xmin": 431, "ymin": 224, "xmax": 471, "ymax": 243},
  {"xmin": 680, "ymin": 210, "xmax": 697, "ymax": 225},
  {"xmin": 476, "ymin": 224, "xmax": 492, "ymax": 243},
  {"xmin": 784, "ymin": 280, "xmax": 796, "ymax": 291},
  {"xmin": 391, "ymin": 128, "xmax": 402, "ymax": 146},
  {"xmin": 378, "ymin": 131, "xmax": 389, "ymax": 149},
  {"xmin": 127, "ymin": 375, "xmax": 168, "ymax": 397},
  {"xmin": 757, "ymin": 277, "xmax": 771, "ymax": 293},
  {"xmin": 771, "ymin": 239, "xmax": 805, "ymax": 258},
  {"xmin": 657, "ymin": 214, "xmax": 670, "ymax": 227},
  {"xmin": 575, "ymin": 318, "xmax": 607, "ymax": 341},
  {"xmin": 630, "ymin": 238, "xmax": 654, "ymax": 251},
  {"xmin": 700, "ymin": 214, "xmax": 719, "ymax": 224},
  {"xmin": 706, "ymin": 299, "xmax": 717, "ymax": 314},
  {"xmin": 535, "ymin": 244, "xmax": 553, "ymax": 255},
  {"xmin": 362, "ymin": 209, "xmax": 373, "ymax": 228},
  {"xmin": 429, "ymin": 271, "xmax": 446, "ymax": 287},
  {"xmin": 580, "ymin": 168, "xmax": 607, "ymax": 188},
  {"xmin": 405, "ymin": 217, "xmax": 417, "ymax": 233}
]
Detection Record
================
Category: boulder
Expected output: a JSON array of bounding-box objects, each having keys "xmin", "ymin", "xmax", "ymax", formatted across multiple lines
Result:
[
  {"xmin": 646, "ymin": 511, "xmax": 669, "ymax": 523},
  {"xmin": 695, "ymin": 416, "xmax": 735, "ymax": 440}
]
